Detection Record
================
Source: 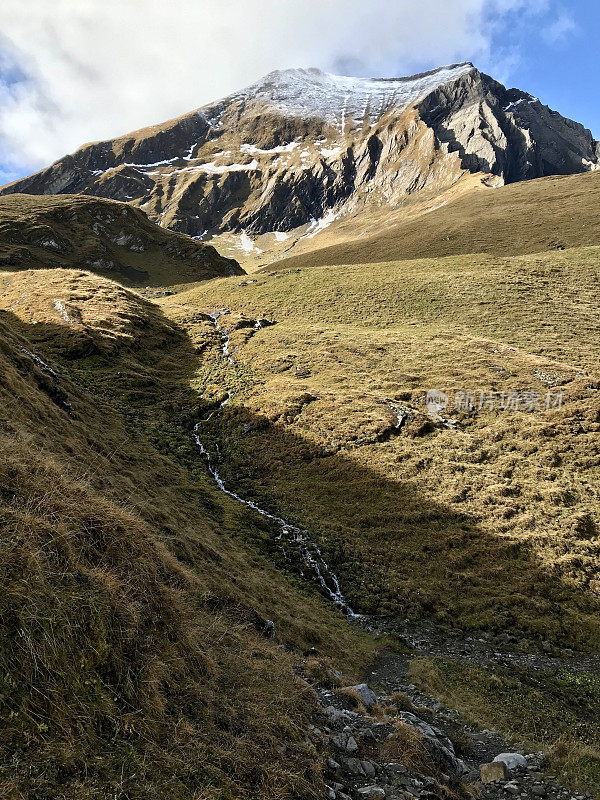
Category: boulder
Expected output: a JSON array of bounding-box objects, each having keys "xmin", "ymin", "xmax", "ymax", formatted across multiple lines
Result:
[
  {"xmin": 481, "ymin": 761, "xmax": 508, "ymax": 783},
  {"xmin": 493, "ymin": 752, "xmax": 528, "ymax": 772},
  {"xmin": 345, "ymin": 683, "xmax": 377, "ymax": 709},
  {"xmin": 399, "ymin": 711, "xmax": 467, "ymax": 776},
  {"xmin": 345, "ymin": 757, "xmax": 364, "ymax": 775}
]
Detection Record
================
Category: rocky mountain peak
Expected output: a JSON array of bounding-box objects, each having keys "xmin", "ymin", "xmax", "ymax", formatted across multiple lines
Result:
[
  {"xmin": 224, "ymin": 62, "xmax": 477, "ymax": 128},
  {"xmin": 1, "ymin": 62, "xmax": 597, "ymax": 261}
]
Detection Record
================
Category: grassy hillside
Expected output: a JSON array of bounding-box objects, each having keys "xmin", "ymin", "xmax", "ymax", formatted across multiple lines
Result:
[
  {"xmin": 4, "ymin": 167, "xmax": 600, "ymax": 797},
  {"xmin": 165, "ymin": 244, "xmax": 600, "ymax": 649},
  {"xmin": 0, "ymin": 194, "xmax": 242, "ymax": 288},
  {"xmin": 0, "ymin": 268, "xmax": 374, "ymax": 799},
  {"xmin": 271, "ymin": 171, "xmax": 600, "ymax": 270}
]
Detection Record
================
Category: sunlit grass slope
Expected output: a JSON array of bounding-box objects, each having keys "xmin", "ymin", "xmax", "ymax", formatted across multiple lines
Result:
[
  {"xmin": 272, "ymin": 171, "xmax": 600, "ymax": 271},
  {"xmin": 165, "ymin": 245, "xmax": 600, "ymax": 648}
]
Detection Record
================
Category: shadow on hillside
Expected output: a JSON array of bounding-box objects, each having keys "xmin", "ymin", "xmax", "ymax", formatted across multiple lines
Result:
[
  {"xmin": 5, "ymin": 297, "xmax": 599, "ymax": 652},
  {"xmin": 201, "ymin": 401, "xmax": 600, "ymax": 650}
]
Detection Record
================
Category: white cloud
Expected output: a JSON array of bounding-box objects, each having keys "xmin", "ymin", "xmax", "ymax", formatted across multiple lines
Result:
[
  {"xmin": 0, "ymin": 0, "xmax": 553, "ymax": 177},
  {"xmin": 542, "ymin": 9, "xmax": 577, "ymax": 44}
]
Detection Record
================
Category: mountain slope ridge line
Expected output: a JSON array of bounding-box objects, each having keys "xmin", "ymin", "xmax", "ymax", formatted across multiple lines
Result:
[{"xmin": 2, "ymin": 62, "xmax": 598, "ymax": 268}]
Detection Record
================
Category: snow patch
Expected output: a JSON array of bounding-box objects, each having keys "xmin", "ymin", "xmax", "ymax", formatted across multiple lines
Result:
[
  {"xmin": 239, "ymin": 231, "xmax": 260, "ymax": 254},
  {"xmin": 41, "ymin": 239, "xmax": 61, "ymax": 251},
  {"xmin": 217, "ymin": 63, "xmax": 475, "ymax": 128},
  {"xmin": 124, "ymin": 157, "xmax": 178, "ymax": 169},
  {"xmin": 201, "ymin": 159, "xmax": 259, "ymax": 174},
  {"xmin": 53, "ymin": 300, "xmax": 73, "ymax": 324},
  {"xmin": 147, "ymin": 159, "xmax": 259, "ymax": 176},
  {"xmin": 301, "ymin": 208, "xmax": 340, "ymax": 239},
  {"xmin": 240, "ymin": 141, "xmax": 299, "ymax": 156},
  {"xmin": 319, "ymin": 146, "xmax": 343, "ymax": 159},
  {"xmin": 504, "ymin": 96, "xmax": 539, "ymax": 112}
]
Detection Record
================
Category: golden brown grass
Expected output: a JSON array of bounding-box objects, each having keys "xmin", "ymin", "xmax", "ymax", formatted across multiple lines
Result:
[
  {"xmin": 163, "ymin": 245, "xmax": 600, "ymax": 648},
  {"xmin": 0, "ymin": 193, "xmax": 241, "ymax": 287},
  {"xmin": 0, "ymin": 268, "xmax": 376, "ymax": 799},
  {"xmin": 271, "ymin": 170, "xmax": 600, "ymax": 271}
]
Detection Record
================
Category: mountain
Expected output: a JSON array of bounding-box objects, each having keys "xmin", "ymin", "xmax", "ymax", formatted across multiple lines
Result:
[
  {"xmin": 1, "ymin": 63, "xmax": 598, "ymax": 265},
  {"xmin": 271, "ymin": 169, "xmax": 600, "ymax": 270},
  {"xmin": 0, "ymin": 193, "xmax": 243, "ymax": 286},
  {"xmin": 3, "ymin": 60, "xmax": 600, "ymax": 799}
]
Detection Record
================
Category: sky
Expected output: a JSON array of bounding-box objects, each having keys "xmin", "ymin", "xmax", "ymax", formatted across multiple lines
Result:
[{"xmin": 0, "ymin": 0, "xmax": 598, "ymax": 185}]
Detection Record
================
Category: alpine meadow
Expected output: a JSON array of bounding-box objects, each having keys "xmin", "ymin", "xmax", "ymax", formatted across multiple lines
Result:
[{"xmin": 1, "ymin": 12, "xmax": 600, "ymax": 800}]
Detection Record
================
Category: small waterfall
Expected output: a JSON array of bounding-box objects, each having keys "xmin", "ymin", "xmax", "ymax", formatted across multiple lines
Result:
[
  {"xmin": 208, "ymin": 309, "xmax": 234, "ymax": 363},
  {"xmin": 193, "ymin": 310, "xmax": 354, "ymax": 615}
]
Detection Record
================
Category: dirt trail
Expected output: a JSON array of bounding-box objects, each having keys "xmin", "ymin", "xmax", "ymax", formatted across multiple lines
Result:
[
  {"xmin": 358, "ymin": 616, "xmax": 600, "ymax": 676},
  {"xmin": 315, "ymin": 615, "xmax": 598, "ymax": 799}
]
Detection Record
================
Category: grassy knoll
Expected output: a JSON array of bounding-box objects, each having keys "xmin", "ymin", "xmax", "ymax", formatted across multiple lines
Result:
[{"xmin": 0, "ymin": 268, "xmax": 375, "ymax": 799}]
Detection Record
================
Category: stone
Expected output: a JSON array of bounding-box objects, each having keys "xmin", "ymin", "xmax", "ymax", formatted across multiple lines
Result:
[
  {"xmin": 356, "ymin": 787, "xmax": 386, "ymax": 800},
  {"xmin": 344, "ymin": 683, "xmax": 377, "ymax": 709},
  {"xmin": 504, "ymin": 781, "xmax": 521, "ymax": 796},
  {"xmin": 324, "ymin": 705, "xmax": 349, "ymax": 723},
  {"xmin": 480, "ymin": 761, "xmax": 509, "ymax": 783},
  {"xmin": 345, "ymin": 757, "xmax": 364, "ymax": 776},
  {"xmin": 398, "ymin": 712, "xmax": 467, "ymax": 775},
  {"xmin": 494, "ymin": 752, "xmax": 528, "ymax": 772},
  {"xmin": 361, "ymin": 760, "xmax": 376, "ymax": 776},
  {"xmin": 331, "ymin": 733, "xmax": 358, "ymax": 753}
]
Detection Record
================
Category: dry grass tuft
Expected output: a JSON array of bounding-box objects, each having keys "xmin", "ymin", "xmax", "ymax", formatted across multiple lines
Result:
[{"xmin": 380, "ymin": 721, "xmax": 438, "ymax": 776}]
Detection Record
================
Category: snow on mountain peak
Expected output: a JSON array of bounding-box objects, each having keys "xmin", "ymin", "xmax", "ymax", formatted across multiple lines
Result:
[{"xmin": 218, "ymin": 62, "xmax": 476, "ymax": 126}]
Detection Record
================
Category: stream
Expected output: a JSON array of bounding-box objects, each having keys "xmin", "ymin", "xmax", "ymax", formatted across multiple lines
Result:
[
  {"xmin": 194, "ymin": 309, "xmax": 354, "ymax": 615},
  {"xmin": 193, "ymin": 312, "xmax": 598, "ymax": 800}
]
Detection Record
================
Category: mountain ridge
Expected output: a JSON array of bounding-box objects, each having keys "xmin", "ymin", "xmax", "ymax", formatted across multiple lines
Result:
[
  {"xmin": 1, "ymin": 62, "xmax": 598, "ymax": 263},
  {"xmin": 2, "ymin": 56, "xmax": 600, "ymax": 799},
  {"xmin": 0, "ymin": 193, "xmax": 243, "ymax": 286}
]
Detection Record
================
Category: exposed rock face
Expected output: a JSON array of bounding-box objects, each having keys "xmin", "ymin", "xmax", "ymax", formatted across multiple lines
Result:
[
  {"xmin": 1, "ymin": 64, "xmax": 598, "ymax": 243},
  {"xmin": 418, "ymin": 70, "xmax": 600, "ymax": 182}
]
